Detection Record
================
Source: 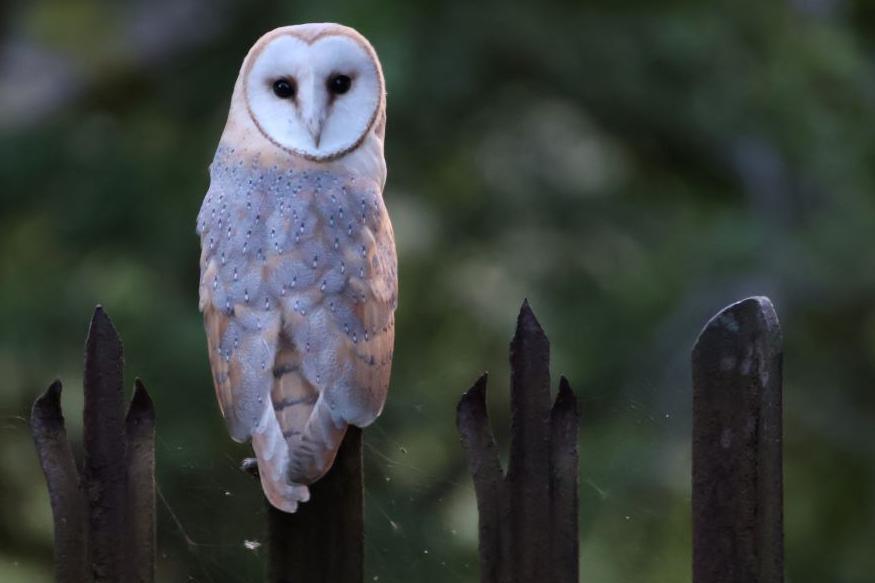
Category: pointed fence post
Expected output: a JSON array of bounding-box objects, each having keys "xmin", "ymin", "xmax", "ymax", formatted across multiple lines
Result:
[
  {"xmin": 692, "ymin": 297, "xmax": 784, "ymax": 583},
  {"xmin": 31, "ymin": 381, "xmax": 88, "ymax": 583},
  {"xmin": 125, "ymin": 379, "xmax": 157, "ymax": 583},
  {"xmin": 30, "ymin": 306, "xmax": 156, "ymax": 583},
  {"xmin": 457, "ymin": 300, "xmax": 580, "ymax": 583}
]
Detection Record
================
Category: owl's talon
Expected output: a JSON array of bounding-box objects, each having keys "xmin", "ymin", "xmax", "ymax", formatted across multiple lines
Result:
[{"xmin": 240, "ymin": 457, "xmax": 259, "ymax": 478}]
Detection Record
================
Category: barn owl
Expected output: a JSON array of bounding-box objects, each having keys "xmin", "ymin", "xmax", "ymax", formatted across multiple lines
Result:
[{"xmin": 196, "ymin": 23, "xmax": 396, "ymax": 512}]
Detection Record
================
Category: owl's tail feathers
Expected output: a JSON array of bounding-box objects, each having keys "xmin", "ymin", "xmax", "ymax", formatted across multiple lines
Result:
[{"xmin": 251, "ymin": 407, "xmax": 311, "ymax": 513}]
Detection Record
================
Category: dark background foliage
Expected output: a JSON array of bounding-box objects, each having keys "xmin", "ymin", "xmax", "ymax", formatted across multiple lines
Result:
[{"xmin": 1, "ymin": 0, "xmax": 874, "ymax": 581}]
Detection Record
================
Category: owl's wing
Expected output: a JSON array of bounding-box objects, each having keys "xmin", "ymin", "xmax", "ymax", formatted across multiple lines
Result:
[
  {"xmin": 200, "ymin": 287, "xmax": 281, "ymax": 442},
  {"xmin": 266, "ymin": 174, "xmax": 397, "ymax": 485},
  {"xmin": 302, "ymin": 174, "xmax": 397, "ymax": 424},
  {"xmin": 197, "ymin": 166, "xmax": 285, "ymax": 442},
  {"xmin": 333, "ymin": 205, "xmax": 397, "ymax": 425}
]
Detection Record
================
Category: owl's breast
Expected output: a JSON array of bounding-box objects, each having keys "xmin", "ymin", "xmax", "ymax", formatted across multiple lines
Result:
[{"xmin": 197, "ymin": 147, "xmax": 397, "ymax": 342}]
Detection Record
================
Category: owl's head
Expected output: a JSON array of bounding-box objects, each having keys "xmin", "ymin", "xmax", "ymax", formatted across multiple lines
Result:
[{"xmin": 240, "ymin": 24, "xmax": 385, "ymax": 161}]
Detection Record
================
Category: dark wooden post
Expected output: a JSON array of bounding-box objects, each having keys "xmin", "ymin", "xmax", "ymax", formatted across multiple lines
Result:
[
  {"xmin": 263, "ymin": 426, "xmax": 364, "ymax": 583},
  {"xmin": 457, "ymin": 300, "xmax": 579, "ymax": 583},
  {"xmin": 692, "ymin": 297, "xmax": 784, "ymax": 583},
  {"xmin": 30, "ymin": 306, "xmax": 156, "ymax": 583},
  {"xmin": 125, "ymin": 379, "xmax": 157, "ymax": 583},
  {"xmin": 31, "ymin": 381, "xmax": 89, "ymax": 583}
]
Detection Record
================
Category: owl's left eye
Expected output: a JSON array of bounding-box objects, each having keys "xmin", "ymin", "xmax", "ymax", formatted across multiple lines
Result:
[
  {"xmin": 327, "ymin": 74, "xmax": 352, "ymax": 95},
  {"xmin": 272, "ymin": 78, "xmax": 295, "ymax": 99}
]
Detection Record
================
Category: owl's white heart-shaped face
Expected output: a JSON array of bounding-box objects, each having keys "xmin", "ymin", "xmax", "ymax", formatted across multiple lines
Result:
[{"xmin": 243, "ymin": 30, "xmax": 383, "ymax": 161}]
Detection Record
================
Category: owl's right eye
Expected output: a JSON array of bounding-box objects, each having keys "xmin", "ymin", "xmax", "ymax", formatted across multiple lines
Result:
[{"xmin": 272, "ymin": 78, "xmax": 295, "ymax": 99}]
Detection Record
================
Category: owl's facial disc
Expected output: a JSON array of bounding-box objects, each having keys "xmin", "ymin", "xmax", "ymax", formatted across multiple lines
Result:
[{"xmin": 244, "ymin": 33, "xmax": 382, "ymax": 160}]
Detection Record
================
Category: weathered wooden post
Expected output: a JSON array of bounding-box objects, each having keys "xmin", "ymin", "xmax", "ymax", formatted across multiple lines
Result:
[
  {"xmin": 457, "ymin": 300, "xmax": 580, "ymax": 583},
  {"xmin": 242, "ymin": 427, "xmax": 363, "ymax": 583},
  {"xmin": 692, "ymin": 297, "xmax": 784, "ymax": 583},
  {"xmin": 30, "ymin": 306, "xmax": 156, "ymax": 583}
]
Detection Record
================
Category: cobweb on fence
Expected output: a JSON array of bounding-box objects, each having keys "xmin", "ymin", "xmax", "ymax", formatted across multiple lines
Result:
[
  {"xmin": 150, "ymin": 394, "xmax": 482, "ymax": 583},
  {"xmin": 147, "ymin": 363, "xmax": 692, "ymax": 583}
]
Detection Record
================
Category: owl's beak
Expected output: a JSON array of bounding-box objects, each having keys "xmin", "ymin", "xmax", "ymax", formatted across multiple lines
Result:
[
  {"xmin": 298, "ymin": 79, "xmax": 327, "ymax": 149},
  {"xmin": 302, "ymin": 113, "xmax": 325, "ymax": 149}
]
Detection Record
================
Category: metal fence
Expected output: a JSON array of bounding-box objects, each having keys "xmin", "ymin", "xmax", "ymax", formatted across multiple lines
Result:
[{"xmin": 30, "ymin": 297, "xmax": 784, "ymax": 583}]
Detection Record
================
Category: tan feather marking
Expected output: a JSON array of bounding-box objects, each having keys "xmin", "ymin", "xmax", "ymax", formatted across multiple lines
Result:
[
  {"xmin": 274, "ymin": 395, "xmax": 318, "ymax": 410},
  {"xmin": 285, "ymin": 396, "xmax": 348, "ymax": 484},
  {"xmin": 274, "ymin": 373, "xmax": 315, "ymax": 436},
  {"xmin": 271, "ymin": 327, "xmax": 350, "ymax": 484},
  {"xmin": 202, "ymin": 284, "xmax": 232, "ymax": 419},
  {"xmin": 269, "ymin": 336, "xmax": 322, "ymax": 479}
]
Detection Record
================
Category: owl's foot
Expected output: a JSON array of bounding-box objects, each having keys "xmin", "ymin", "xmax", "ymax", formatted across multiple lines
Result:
[{"xmin": 240, "ymin": 457, "xmax": 259, "ymax": 477}]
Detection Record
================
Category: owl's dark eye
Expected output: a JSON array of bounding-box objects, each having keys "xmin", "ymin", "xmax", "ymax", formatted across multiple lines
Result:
[
  {"xmin": 327, "ymin": 74, "xmax": 352, "ymax": 95},
  {"xmin": 272, "ymin": 78, "xmax": 295, "ymax": 99}
]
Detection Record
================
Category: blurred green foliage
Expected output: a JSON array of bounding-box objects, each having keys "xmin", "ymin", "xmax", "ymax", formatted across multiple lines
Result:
[{"xmin": 1, "ymin": 0, "xmax": 875, "ymax": 581}]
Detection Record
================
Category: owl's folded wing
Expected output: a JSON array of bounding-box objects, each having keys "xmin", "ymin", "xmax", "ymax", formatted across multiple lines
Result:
[
  {"xmin": 201, "ymin": 259, "xmax": 282, "ymax": 442},
  {"xmin": 198, "ymin": 176, "xmax": 284, "ymax": 442},
  {"xmin": 335, "ymin": 215, "xmax": 397, "ymax": 427}
]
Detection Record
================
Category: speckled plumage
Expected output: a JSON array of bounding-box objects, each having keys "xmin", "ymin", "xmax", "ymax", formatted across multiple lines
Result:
[{"xmin": 197, "ymin": 23, "xmax": 395, "ymax": 512}]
